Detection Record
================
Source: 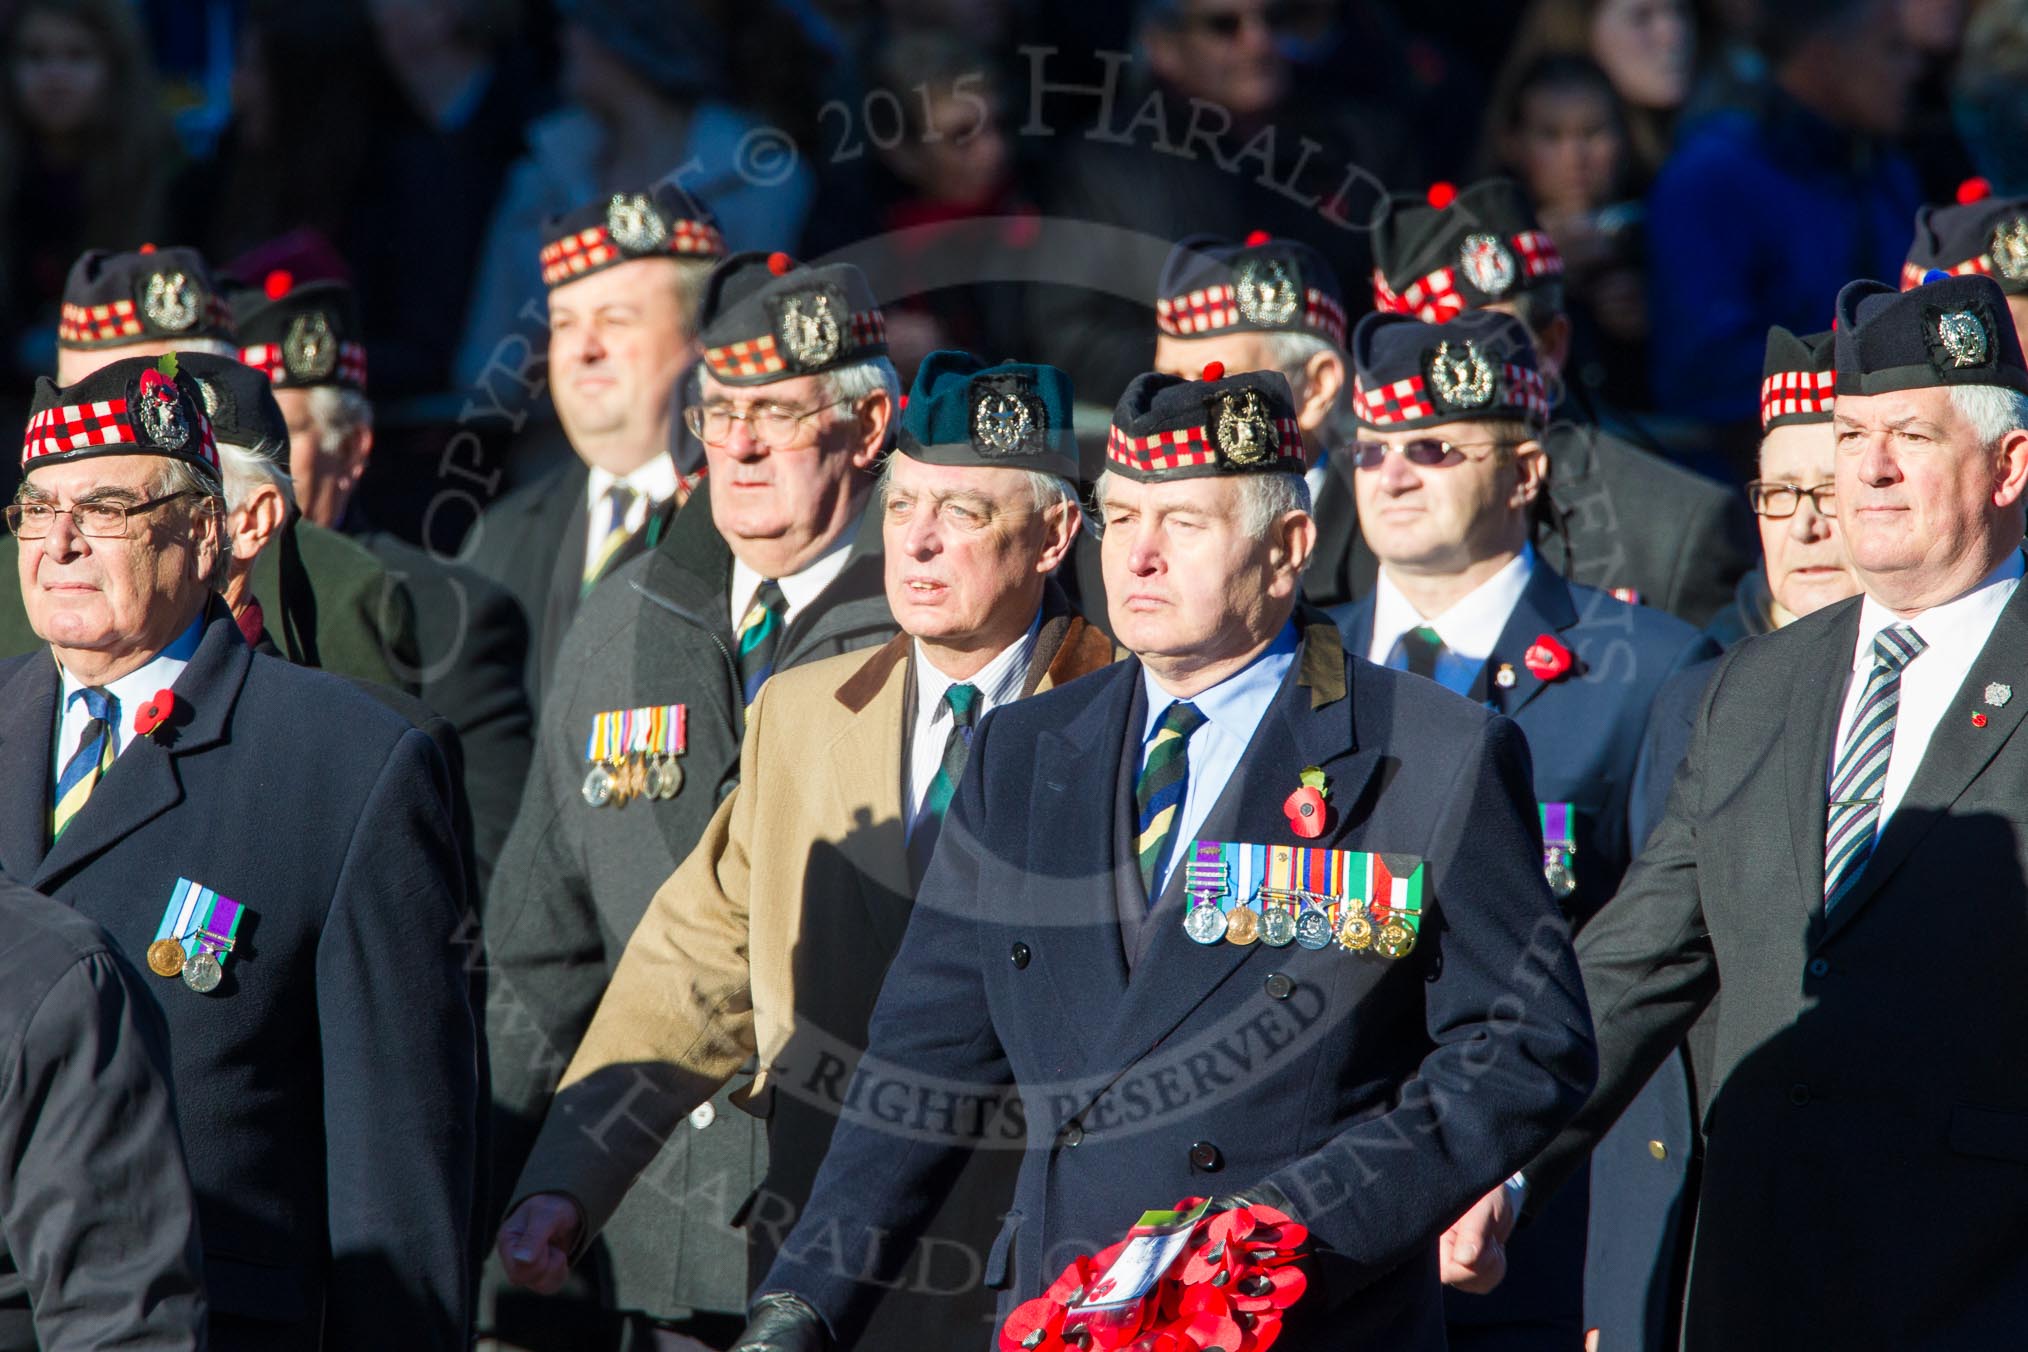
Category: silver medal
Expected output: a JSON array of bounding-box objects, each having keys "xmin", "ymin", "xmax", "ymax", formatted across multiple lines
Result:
[
  {"xmin": 581, "ymin": 764, "xmax": 614, "ymax": 807},
  {"xmin": 1294, "ymin": 908, "xmax": 1334, "ymax": 950},
  {"xmin": 1183, "ymin": 904, "xmax": 1229, "ymax": 945},
  {"xmin": 1260, "ymin": 906, "xmax": 1297, "ymax": 947},
  {"xmin": 182, "ymin": 950, "xmax": 223, "ymax": 994},
  {"xmin": 643, "ymin": 760, "xmax": 668, "ymax": 800},
  {"xmin": 1543, "ymin": 849, "xmax": 1576, "ymax": 899},
  {"xmin": 658, "ymin": 758, "xmax": 683, "ymax": 799}
]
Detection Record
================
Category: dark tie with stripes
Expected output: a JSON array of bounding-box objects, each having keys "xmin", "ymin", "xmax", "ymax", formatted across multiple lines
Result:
[
  {"xmin": 736, "ymin": 579, "xmax": 788, "ymax": 705},
  {"xmin": 1135, "ymin": 700, "xmax": 1208, "ymax": 900},
  {"xmin": 920, "ymin": 682, "xmax": 980, "ymax": 826},
  {"xmin": 1824, "ymin": 623, "xmax": 1926, "ymax": 908}
]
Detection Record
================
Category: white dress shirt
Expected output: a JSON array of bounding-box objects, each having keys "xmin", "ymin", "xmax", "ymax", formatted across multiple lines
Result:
[
  {"xmin": 1138, "ymin": 621, "xmax": 1300, "ymax": 897},
  {"xmin": 54, "ymin": 616, "xmax": 204, "ymax": 778},
  {"xmin": 728, "ymin": 518, "xmax": 859, "ymax": 633},
  {"xmin": 903, "ymin": 610, "xmax": 1041, "ymax": 838},
  {"xmin": 583, "ymin": 455, "xmax": 681, "ymax": 578},
  {"xmin": 1367, "ymin": 546, "xmax": 1536, "ymax": 695},
  {"xmin": 1304, "ymin": 450, "xmax": 1330, "ymax": 508},
  {"xmin": 1834, "ymin": 551, "xmax": 2023, "ymax": 828}
]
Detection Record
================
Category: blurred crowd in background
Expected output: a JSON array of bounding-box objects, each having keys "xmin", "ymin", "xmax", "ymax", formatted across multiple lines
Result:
[{"xmin": 1, "ymin": 0, "xmax": 2023, "ymax": 530}]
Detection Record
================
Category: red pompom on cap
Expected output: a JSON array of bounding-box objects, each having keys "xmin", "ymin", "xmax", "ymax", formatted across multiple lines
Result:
[
  {"xmin": 263, "ymin": 269, "xmax": 294, "ymax": 300},
  {"xmin": 1958, "ymin": 176, "xmax": 1993, "ymax": 205},
  {"xmin": 766, "ymin": 251, "xmax": 795, "ymax": 276},
  {"xmin": 1427, "ymin": 181, "xmax": 1457, "ymax": 209},
  {"xmin": 138, "ymin": 242, "xmax": 157, "ymax": 254},
  {"xmin": 1244, "ymin": 228, "xmax": 1271, "ymax": 247},
  {"xmin": 1200, "ymin": 360, "xmax": 1225, "ymax": 381}
]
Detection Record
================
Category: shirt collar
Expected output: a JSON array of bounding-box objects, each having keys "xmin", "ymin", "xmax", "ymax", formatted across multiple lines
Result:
[
  {"xmin": 1370, "ymin": 544, "xmax": 1535, "ymax": 665},
  {"xmin": 58, "ymin": 613, "xmax": 206, "ymax": 740},
  {"xmin": 730, "ymin": 507, "xmax": 863, "ymax": 623},
  {"xmin": 587, "ymin": 453, "xmax": 681, "ymax": 509},
  {"xmin": 915, "ymin": 607, "xmax": 1042, "ymax": 726},
  {"xmin": 1851, "ymin": 550, "xmax": 2025, "ymax": 673},
  {"xmin": 1142, "ymin": 619, "xmax": 1301, "ymax": 744}
]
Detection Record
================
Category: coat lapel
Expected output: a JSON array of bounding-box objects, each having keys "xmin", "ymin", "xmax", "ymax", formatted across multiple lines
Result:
[
  {"xmin": 34, "ymin": 614, "xmax": 245, "ymax": 891},
  {"xmin": 827, "ymin": 635, "xmax": 914, "ymax": 946},
  {"xmin": 1821, "ymin": 584, "xmax": 2028, "ymax": 942},
  {"xmin": 1089, "ymin": 623, "xmax": 1373, "ymax": 1083},
  {"xmin": 0, "ymin": 652, "xmax": 58, "ymax": 879},
  {"xmin": 1479, "ymin": 562, "xmax": 1580, "ymax": 719},
  {"xmin": 1786, "ymin": 601, "xmax": 1861, "ymax": 910}
]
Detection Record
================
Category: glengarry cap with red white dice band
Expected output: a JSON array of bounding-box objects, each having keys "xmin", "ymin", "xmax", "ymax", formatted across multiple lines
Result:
[
  {"xmin": 229, "ymin": 272, "xmax": 368, "ymax": 392},
  {"xmin": 1836, "ymin": 273, "xmax": 2028, "ymax": 398},
  {"xmin": 1371, "ymin": 179, "xmax": 1564, "ymax": 323},
  {"xmin": 58, "ymin": 245, "xmax": 235, "ymax": 350},
  {"xmin": 1759, "ymin": 327, "xmax": 1837, "ymax": 431},
  {"xmin": 539, "ymin": 180, "xmax": 726, "ymax": 291},
  {"xmin": 697, "ymin": 251, "xmax": 887, "ymax": 386},
  {"xmin": 1900, "ymin": 178, "xmax": 2028, "ymax": 294},
  {"xmin": 1105, "ymin": 361, "xmax": 1308, "ymax": 482},
  {"xmin": 1155, "ymin": 231, "xmax": 1348, "ymax": 348},
  {"xmin": 22, "ymin": 353, "xmax": 220, "ymax": 477},
  {"xmin": 1349, "ymin": 309, "xmax": 1551, "ymax": 432}
]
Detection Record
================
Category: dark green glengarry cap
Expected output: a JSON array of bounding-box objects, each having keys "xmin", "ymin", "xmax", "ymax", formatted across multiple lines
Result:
[
  {"xmin": 59, "ymin": 245, "xmax": 234, "ymax": 350},
  {"xmin": 176, "ymin": 351, "xmax": 289, "ymax": 466},
  {"xmin": 1834, "ymin": 273, "xmax": 2028, "ymax": 398},
  {"xmin": 897, "ymin": 350, "xmax": 1079, "ymax": 479},
  {"xmin": 1760, "ymin": 327, "xmax": 1837, "ymax": 430},
  {"xmin": 229, "ymin": 272, "xmax": 367, "ymax": 392},
  {"xmin": 697, "ymin": 251, "xmax": 887, "ymax": 386},
  {"xmin": 22, "ymin": 354, "xmax": 219, "ymax": 476},
  {"xmin": 1106, "ymin": 361, "xmax": 1308, "ymax": 482}
]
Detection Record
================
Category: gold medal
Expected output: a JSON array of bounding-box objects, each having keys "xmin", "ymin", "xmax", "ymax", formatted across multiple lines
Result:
[
  {"xmin": 1225, "ymin": 905, "xmax": 1260, "ymax": 945},
  {"xmin": 147, "ymin": 938, "xmax": 187, "ymax": 978},
  {"xmin": 1337, "ymin": 913, "xmax": 1373, "ymax": 952},
  {"xmin": 1375, "ymin": 920, "xmax": 1417, "ymax": 959}
]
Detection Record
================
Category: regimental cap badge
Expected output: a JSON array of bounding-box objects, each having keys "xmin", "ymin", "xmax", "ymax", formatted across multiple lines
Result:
[
  {"xmin": 1214, "ymin": 387, "xmax": 1279, "ymax": 465},
  {"xmin": 282, "ymin": 311, "xmax": 338, "ymax": 380},
  {"xmin": 1459, "ymin": 232, "xmax": 1517, "ymax": 297},
  {"xmin": 1992, "ymin": 217, "xmax": 2028, "ymax": 284},
  {"xmin": 134, "ymin": 358, "xmax": 190, "ymax": 451},
  {"xmin": 1936, "ymin": 309, "xmax": 1990, "ymax": 367},
  {"xmin": 1235, "ymin": 254, "xmax": 1300, "ymax": 326},
  {"xmin": 142, "ymin": 269, "xmax": 202, "ymax": 332},
  {"xmin": 772, "ymin": 284, "xmax": 844, "ymax": 370},
  {"xmin": 605, "ymin": 191, "xmax": 669, "ymax": 254},
  {"xmin": 1427, "ymin": 338, "xmax": 1495, "ymax": 411},
  {"xmin": 1985, "ymin": 681, "xmax": 2012, "ymax": 707},
  {"xmin": 969, "ymin": 372, "xmax": 1046, "ymax": 458}
]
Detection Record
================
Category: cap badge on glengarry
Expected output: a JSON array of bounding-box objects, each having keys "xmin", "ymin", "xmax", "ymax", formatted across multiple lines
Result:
[
  {"xmin": 142, "ymin": 270, "xmax": 201, "ymax": 332},
  {"xmin": 1459, "ymin": 233, "xmax": 1516, "ymax": 297},
  {"xmin": 283, "ymin": 312, "xmax": 337, "ymax": 380},
  {"xmin": 1214, "ymin": 388, "xmax": 1279, "ymax": 465},
  {"xmin": 1428, "ymin": 339, "xmax": 1495, "ymax": 410},
  {"xmin": 1235, "ymin": 255, "xmax": 1299, "ymax": 326},
  {"xmin": 605, "ymin": 192, "xmax": 669, "ymax": 253},
  {"xmin": 1937, "ymin": 309, "xmax": 1989, "ymax": 367}
]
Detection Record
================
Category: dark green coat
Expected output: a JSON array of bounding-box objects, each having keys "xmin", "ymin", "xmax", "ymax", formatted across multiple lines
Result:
[{"xmin": 483, "ymin": 481, "xmax": 896, "ymax": 1325}]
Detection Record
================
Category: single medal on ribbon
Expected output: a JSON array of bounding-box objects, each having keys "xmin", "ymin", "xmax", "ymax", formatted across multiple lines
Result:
[
  {"xmin": 1539, "ymin": 802, "xmax": 1577, "ymax": 899},
  {"xmin": 1182, "ymin": 841, "xmax": 1229, "ymax": 945},
  {"xmin": 1259, "ymin": 844, "xmax": 1300, "ymax": 947}
]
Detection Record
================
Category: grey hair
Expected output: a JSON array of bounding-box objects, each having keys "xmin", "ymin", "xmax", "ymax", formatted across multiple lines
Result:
[
  {"xmin": 1949, "ymin": 384, "xmax": 2028, "ymax": 449},
  {"xmin": 1093, "ymin": 469, "xmax": 1311, "ymax": 537},
  {"xmin": 150, "ymin": 458, "xmax": 230, "ymax": 591},
  {"xmin": 876, "ymin": 454, "xmax": 1080, "ymax": 516},
  {"xmin": 214, "ymin": 440, "xmax": 297, "ymax": 514},
  {"xmin": 306, "ymin": 386, "xmax": 374, "ymax": 454},
  {"xmin": 1262, "ymin": 330, "xmax": 1359, "ymax": 450},
  {"xmin": 824, "ymin": 356, "xmax": 903, "ymax": 412}
]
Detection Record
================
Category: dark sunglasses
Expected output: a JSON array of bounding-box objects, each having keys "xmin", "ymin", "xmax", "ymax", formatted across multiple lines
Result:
[{"xmin": 1347, "ymin": 438, "xmax": 1515, "ymax": 470}]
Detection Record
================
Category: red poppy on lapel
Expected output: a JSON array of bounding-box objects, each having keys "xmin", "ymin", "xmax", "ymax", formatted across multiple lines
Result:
[
  {"xmin": 1284, "ymin": 766, "xmax": 1331, "ymax": 838},
  {"xmin": 1523, "ymin": 634, "xmax": 1574, "ymax": 682},
  {"xmin": 134, "ymin": 689, "xmax": 177, "ymax": 739}
]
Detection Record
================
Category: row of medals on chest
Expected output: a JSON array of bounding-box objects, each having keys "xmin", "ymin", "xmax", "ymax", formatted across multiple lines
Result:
[
  {"xmin": 583, "ymin": 752, "xmax": 683, "ymax": 808},
  {"xmin": 1183, "ymin": 876, "xmax": 1421, "ymax": 959}
]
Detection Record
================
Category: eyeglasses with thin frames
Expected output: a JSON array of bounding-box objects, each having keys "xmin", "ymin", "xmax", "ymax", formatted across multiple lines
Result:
[
  {"xmin": 685, "ymin": 398, "xmax": 851, "ymax": 449},
  {"xmin": 1347, "ymin": 439, "xmax": 1516, "ymax": 471},
  {"xmin": 1746, "ymin": 481, "xmax": 1837, "ymax": 519},
  {"xmin": 5, "ymin": 490, "xmax": 201, "ymax": 539}
]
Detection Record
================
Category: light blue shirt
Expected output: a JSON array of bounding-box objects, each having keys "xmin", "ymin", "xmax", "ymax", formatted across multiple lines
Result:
[
  {"xmin": 1138, "ymin": 620, "xmax": 1301, "ymax": 897},
  {"xmin": 53, "ymin": 614, "xmax": 204, "ymax": 780}
]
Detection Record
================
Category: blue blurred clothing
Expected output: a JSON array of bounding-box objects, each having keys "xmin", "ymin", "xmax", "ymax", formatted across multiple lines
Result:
[{"xmin": 1647, "ymin": 88, "xmax": 1921, "ymax": 426}]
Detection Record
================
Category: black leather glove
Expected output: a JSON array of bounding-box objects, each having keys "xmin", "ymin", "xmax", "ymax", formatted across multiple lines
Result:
[{"xmin": 729, "ymin": 1292, "xmax": 831, "ymax": 1352}]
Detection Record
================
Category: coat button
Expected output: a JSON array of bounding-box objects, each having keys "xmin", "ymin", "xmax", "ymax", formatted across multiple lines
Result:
[
  {"xmin": 689, "ymin": 1101, "xmax": 716, "ymax": 1130},
  {"xmin": 1647, "ymin": 1140, "xmax": 1668, "ymax": 1161},
  {"xmin": 1189, "ymin": 1141, "xmax": 1222, "ymax": 1172},
  {"xmin": 1060, "ymin": 1122, "xmax": 1084, "ymax": 1148},
  {"xmin": 1788, "ymin": 1083, "xmax": 1812, "ymax": 1106},
  {"xmin": 1808, "ymin": 957, "xmax": 1829, "ymax": 977},
  {"xmin": 1264, "ymin": 973, "xmax": 1293, "ymax": 1000},
  {"xmin": 1010, "ymin": 942, "xmax": 1031, "ymax": 970}
]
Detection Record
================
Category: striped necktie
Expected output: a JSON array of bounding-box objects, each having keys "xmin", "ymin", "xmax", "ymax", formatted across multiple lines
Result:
[
  {"xmin": 52, "ymin": 686, "xmax": 116, "ymax": 841},
  {"xmin": 1824, "ymin": 624, "xmax": 1926, "ymax": 908},
  {"xmin": 1135, "ymin": 700, "xmax": 1208, "ymax": 899},
  {"xmin": 920, "ymin": 683, "xmax": 981, "ymax": 827},
  {"xmin": 736, "ymin": 579, "xmax": 789, "ymax": 704},
  {"xmin": 582, "ymin": 483, "xmax": 640, "ymax": 595}
]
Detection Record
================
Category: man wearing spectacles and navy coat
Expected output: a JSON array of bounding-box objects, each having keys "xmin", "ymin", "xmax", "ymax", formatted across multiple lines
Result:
[
  {"xmin": 1327, "ymin": 308, "xmax": 1713, "ymax": 1352},
  {"xmin": 481, "ymin": 250, "xmax": 899, "ymax": 1348}
]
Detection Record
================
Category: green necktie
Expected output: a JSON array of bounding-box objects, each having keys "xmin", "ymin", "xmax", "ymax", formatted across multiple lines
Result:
[
  {"xmin": 920, "ymin": 683, "xmax": 981, "ymax": 826},
  {"xmin": 1399, "ymin": 624, "xmax": 1445, "ymax": 680},
  {"xmin": 1135, "ymin": 700, "xmax": 1208, "ymax": 898},
  {"xmin": 736, "ymin": 579, "xmax": 788, "ymax": 704}
]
